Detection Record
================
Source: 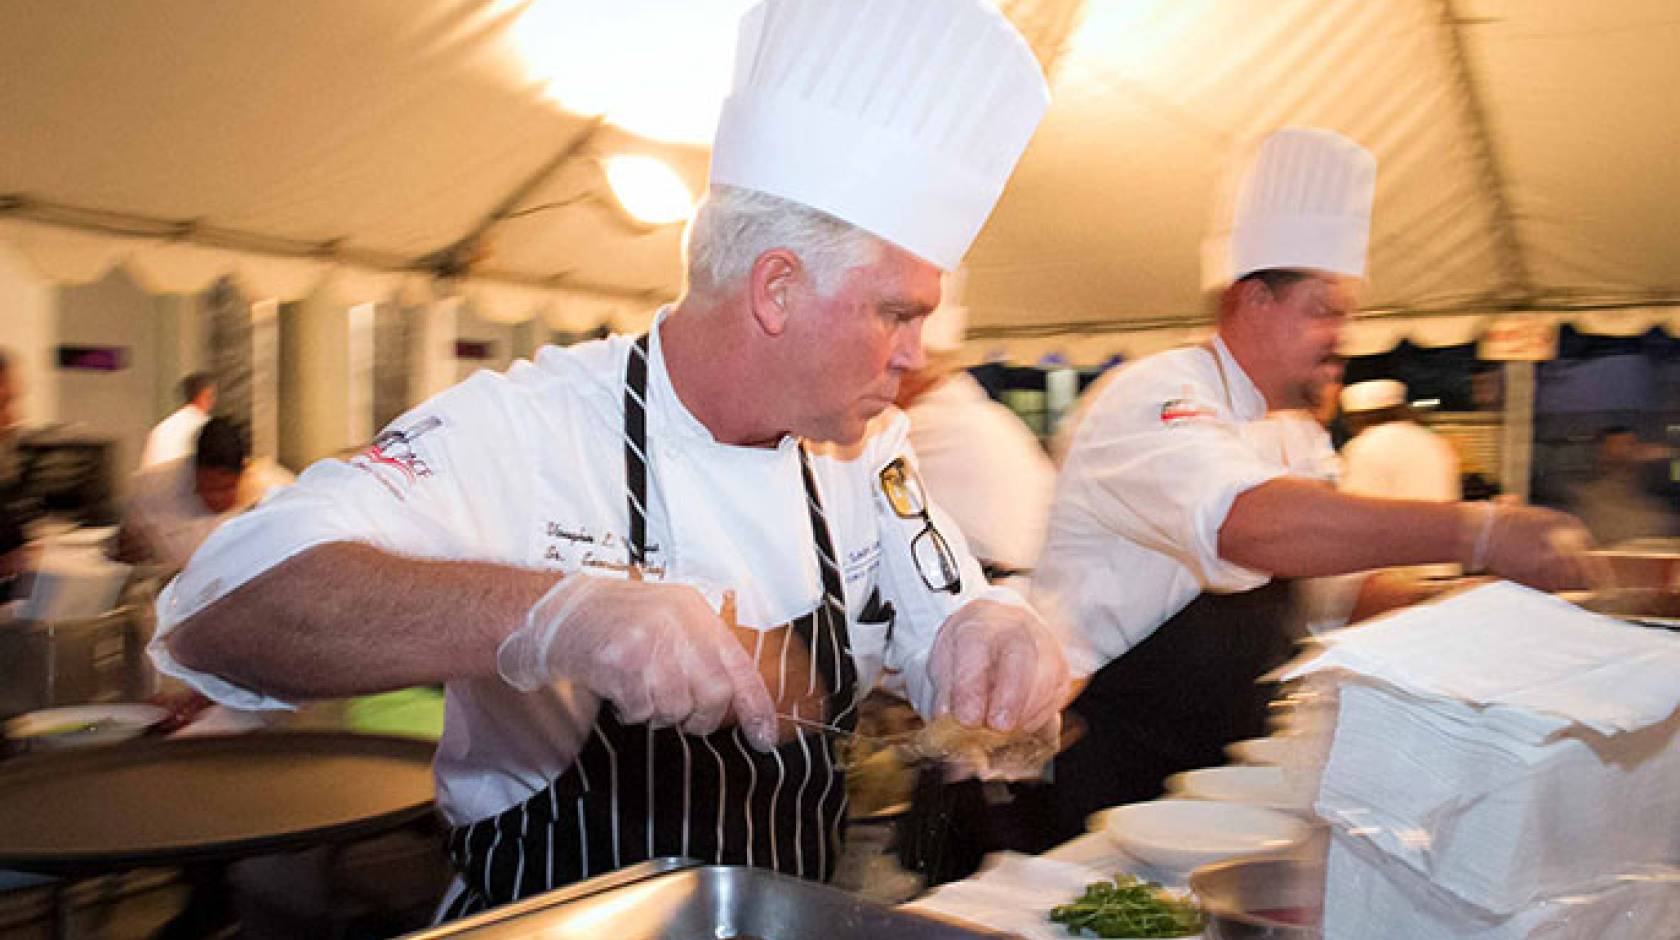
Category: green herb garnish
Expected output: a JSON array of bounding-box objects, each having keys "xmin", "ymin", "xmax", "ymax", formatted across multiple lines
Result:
[{"xmin": 1048, "ymin": 875, "xmax": 1204, "ymax": 938}]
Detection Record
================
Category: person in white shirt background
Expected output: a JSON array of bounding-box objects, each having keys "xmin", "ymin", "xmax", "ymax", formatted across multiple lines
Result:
[
  {"xmin": 121, "ymin": 417, "xmax": 294, "ymax": 570},
  {"xmin": 1032, "ymin": 127, "xmax": 1600, "ymax": 841},
  {"xmin": 148, "ymin": 0, "xmax": 1070, "ymax": 919},
  {"xmin": 139, "ymin": 372, "xmax": 215, "ymax": 469},
  {"xmin": 1339, "ymin": 378, "xmax": 1461, "ymax": 502},
  {"xmin": 896, "ymin": 271, "xmax": 1057, "ymax": 585}
]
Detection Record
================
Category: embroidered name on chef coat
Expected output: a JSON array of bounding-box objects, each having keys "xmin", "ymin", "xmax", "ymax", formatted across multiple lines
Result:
[
  {"xmin": 540, "ymin": 520, "xmax": 665, "ymax": 579},
  {"xmin": 843, "ymin": 539, "xmax": 883, "ymax": 585}
]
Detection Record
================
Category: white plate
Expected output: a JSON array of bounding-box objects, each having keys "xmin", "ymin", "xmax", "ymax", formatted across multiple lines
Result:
[
  {"xmin": 1104, "ymin": 800, "xmax": 1308, "ymax": 873},
  {"xmin": 5, "ymin": 703, "xmax": 167, "ymax": 750},
  {"xmin": 1166, "ymin": 765, "xmax": 1308, "ymax": 813},
  {"xmin": 1225, "ymin": 735, "xmax": 1297, "ymax": 765}
]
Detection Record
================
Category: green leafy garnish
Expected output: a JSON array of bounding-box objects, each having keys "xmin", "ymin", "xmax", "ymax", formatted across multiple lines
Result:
[{"xmin": 1048, "ymin": 875, "xmax": 1204, "ymax": 938}]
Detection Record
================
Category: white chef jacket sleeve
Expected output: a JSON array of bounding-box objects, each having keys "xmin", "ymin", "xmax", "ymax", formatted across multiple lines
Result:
[
  {"xmin": 1066, "ymin": 367, "xmax": 1288, "ymax": 594},
  {"xmin": 148, "ymin": 372, "xmax": 536, "ymax": 710},
  {"xmin": 860, "ymin": 411, "xmax": 1065, "ymax": 717}
]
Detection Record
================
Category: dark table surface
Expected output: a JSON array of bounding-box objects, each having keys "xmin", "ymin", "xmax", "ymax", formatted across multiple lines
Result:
[{"xmin": 0, "ymin": 730, "xmax": 436, "ymax": 876}]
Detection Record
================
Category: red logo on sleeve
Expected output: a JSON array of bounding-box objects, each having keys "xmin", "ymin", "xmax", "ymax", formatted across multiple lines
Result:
[
  {"xmin": 350, "ymin": 416, "xmax": 442, "ymax": 495},
  {"xmin": 1159, "ymin": 398, "xmax": 1216, "ymax": 424}
]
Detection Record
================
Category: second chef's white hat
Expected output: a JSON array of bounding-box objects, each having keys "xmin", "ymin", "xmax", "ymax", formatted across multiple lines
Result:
[
  {"xmin": 709, "ymin": 0, "xmax": 1049, "ymax": 271},
  {"xmin": 1202, "ymin": 127, "xmax": 1377, "ymax": 290},
  {"xmin": 1341, "ymin": 379, "xmax": 1408, "ymax": 413}
]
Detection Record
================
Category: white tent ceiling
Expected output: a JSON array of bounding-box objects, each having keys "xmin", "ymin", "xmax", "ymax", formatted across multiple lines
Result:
[{"xmin": 2, "ymin": 1, "xmax": 1677, "ymax": 361}]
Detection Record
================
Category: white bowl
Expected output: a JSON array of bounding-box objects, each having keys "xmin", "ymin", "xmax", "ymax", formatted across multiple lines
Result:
[
  {"xmin": 1225, "ymin": 735, "xmax": 1297, "ymax": 766},
  {"xmin": 5, "ymin": 703, "xmax": 167, "ymax": 751},
  {"xmin": 1167, "ymin": 765, "xmax": 1309, "ymax": 813},
  {"xmin": 1104, "ymin": 800, "xmax": 1309, "ymax": 873}
]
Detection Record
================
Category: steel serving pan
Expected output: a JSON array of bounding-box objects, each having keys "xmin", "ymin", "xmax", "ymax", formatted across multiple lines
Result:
[{"xmin": 408, "ymin": 863, "xmax": 1009, "ymax": 939}]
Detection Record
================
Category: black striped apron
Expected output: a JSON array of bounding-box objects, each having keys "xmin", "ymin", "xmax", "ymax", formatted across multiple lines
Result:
[{"xmin": 442, "ymin": 333, "xmax": 860, "ymax": 918}]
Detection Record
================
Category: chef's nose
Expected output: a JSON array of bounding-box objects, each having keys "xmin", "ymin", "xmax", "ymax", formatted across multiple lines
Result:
[{"xmin": 895, "ymin": 320, "xmax": 929, "ymax": 372}]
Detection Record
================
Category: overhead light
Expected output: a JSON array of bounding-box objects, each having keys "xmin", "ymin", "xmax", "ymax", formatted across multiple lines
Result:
[
  {"xmin": 503, "ymin": 0, "xmax": 756, "ymax": 144},
  {"xmin": 603, "ymin": 155, "xmax": 695, "ymax": 226}
]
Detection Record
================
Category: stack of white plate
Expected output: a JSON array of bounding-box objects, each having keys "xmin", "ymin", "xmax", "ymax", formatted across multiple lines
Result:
[{"xmin": 1102, "ymin": 799, "xmax": 1309, "ymax": 874}]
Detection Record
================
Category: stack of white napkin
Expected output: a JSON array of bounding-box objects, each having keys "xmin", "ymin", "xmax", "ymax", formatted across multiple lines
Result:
[
  {"xmin": 1324, "ymin": 828, "xmax": 1680, "ymax": 940},
  {"xmin": 1284, "ymin": 582, "xmax": 1680, "ymax": 938}
]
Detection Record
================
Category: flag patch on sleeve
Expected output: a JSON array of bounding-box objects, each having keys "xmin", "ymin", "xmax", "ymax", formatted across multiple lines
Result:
[{"xmin": 1159, "ymin": 398, "xmax": 1216, "ymax": 425}]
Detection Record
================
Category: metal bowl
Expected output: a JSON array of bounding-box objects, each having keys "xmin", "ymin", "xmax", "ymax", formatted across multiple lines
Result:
[{"xmin": 1187, "ymin": 856, "xmax": 1323, "ymax": 939}]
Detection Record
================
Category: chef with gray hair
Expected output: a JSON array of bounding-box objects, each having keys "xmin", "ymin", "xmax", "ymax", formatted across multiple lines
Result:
[{"xmin": 149, "ymin": 0, "xmax": 1068, "ymax": 918}]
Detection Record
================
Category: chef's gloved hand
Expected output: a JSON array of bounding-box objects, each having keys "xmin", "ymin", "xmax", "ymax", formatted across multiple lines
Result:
[
  {"xmin": 496, "ymin": 574, "xmax": 779, "ymax": 750},
  {"xmin": 1470, "ymin": 504, "xmax": 1606, "ymax": 593},
  {"xmin": 927, "ymin": 599, "xmax": 1069, "ymax": 735}
]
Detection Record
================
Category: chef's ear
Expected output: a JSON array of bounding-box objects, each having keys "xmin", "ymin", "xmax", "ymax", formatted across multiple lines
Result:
[
  {"xmin": 748, "ymin": 248, "xmax": 802, "ymax": 337},
  {"xmin": 1234, "ymin": 276, "xmax": 1274, "ymax": 311}
]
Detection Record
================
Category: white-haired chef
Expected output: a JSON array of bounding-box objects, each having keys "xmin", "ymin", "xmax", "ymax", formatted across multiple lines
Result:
[
  {"xmin": 1033, "ymin": 128, "xmax": 1597, "ymax": 838},
  {"xmin": 149, "ymin": 0, "xmax": 1066, "ymax": 918},
  {"xmin": 1339, "ymin": 379, "xmax": 1461, "ymax": 503}
]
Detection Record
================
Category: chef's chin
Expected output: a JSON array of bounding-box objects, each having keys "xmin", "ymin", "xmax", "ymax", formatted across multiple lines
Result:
[{"xmin": 804, "ymin": 410, "xmax": 876, "ymax": 447}]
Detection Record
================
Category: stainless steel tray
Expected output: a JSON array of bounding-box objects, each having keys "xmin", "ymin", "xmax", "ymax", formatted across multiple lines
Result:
[{"xmin": 410, "ymin": 863, "xmax": 1009, "ymax": 939}]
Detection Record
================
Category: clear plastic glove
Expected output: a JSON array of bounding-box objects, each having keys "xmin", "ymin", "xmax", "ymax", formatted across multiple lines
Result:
[
  {"xmin": 1476, "ymin": 505, "xmax": 1606, "ymax": 592},
  {"xmin": 926, "ymin": 599, "xmax": 1070, "ymax": 735},
  {"xmin": 496, "ymin": 574, "xmax": 778, "ymax": 750}
]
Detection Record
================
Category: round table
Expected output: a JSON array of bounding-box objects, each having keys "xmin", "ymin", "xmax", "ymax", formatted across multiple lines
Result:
[{"xmin": 0, "ymin": 730, "xmax": 436, "ymax": 876}]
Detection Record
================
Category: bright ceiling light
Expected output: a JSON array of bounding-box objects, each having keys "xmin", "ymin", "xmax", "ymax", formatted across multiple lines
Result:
[
  {"xmin": 603, "ymin": 155, "xmax": 695, "ymax": 226},
  {"xmin": 504, "ymin": 0, "xmax": 757, "ymax": 144}
]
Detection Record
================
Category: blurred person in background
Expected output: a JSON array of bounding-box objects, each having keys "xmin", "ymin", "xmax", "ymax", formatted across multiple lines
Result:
[
  {"xmin": 1034, "ymin": 128, "xmax": 1600, "ymax": 839},
  {"xmin": 1339, "ymin": 378, "xmax": 1460, "ymax": 502},
  {"xmin": 122, "ymin": 417, "xmax": 293, "ymax": 570},
  {"xmin": 1573, "ymin": 425, "xmax": 1676, "ymax": 547},
  {"xmin": 139, "ymin": 372, "xmax": 216, "ymax": 469},
  {"xmin": 895, "ymin": 271, "xmax": 1056, "ymax": 585},
  {"xmin": 0, "ymin": 349, "xmax": 27, "ymax": 595}
]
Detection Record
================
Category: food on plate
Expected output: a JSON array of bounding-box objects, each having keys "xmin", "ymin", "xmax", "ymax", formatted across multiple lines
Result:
[{"xmin": 1048, "ymin": 874, "xmax": 1205, "ymax": 938}]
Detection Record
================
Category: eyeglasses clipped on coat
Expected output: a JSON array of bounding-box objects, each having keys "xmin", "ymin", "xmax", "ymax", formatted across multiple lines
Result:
[{"xmin": 877, "ymin": 457, "xmax": 961, "ymax": 595}]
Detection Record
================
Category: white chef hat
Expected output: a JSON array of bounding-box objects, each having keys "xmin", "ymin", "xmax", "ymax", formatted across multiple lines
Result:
[
  {"xmin": 1202, "ymin": 127, "xmax": 1377, "ymax": 290},
  {"xmin": 921, "ymin": 268, "xmax": 970, "ymax": 353},
  {"xmin": 1340, "ymin": 379, "xmax": 1407, "ymax": 413},
  {"xmin": 709, "ymin": 0, "xmax": 1049, "ymax": 271}
]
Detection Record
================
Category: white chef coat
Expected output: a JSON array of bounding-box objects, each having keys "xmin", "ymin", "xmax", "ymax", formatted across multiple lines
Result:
[
  {"xmin": 903, "ymin": 371, "xmax": 1056, "ymax": 575},
  {"xmin": 126, "ymin": 457, "xmax": 295, "ymax": 569},
  {"xmin": 1340, "ymin": 420, "xmax": 1461, "ymax": 503},
  {"xmin": 139, "ymin": 405, "xmax": 210, "ymax": 469},
  {"xmin": 1032, "ymin": 337, "xmax": 1337, "ymax": 674},
  {"xmin": 149, "ymin": 313, "xmax": 1028, "ymax": 826},
  {"xmin": 1339, "ymin": 419, "xmax": 1461, "ymax": 582}
]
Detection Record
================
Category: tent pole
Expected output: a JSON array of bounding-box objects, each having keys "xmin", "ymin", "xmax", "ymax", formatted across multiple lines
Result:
[
  {"xmin": 1435, "ymin": 0, "xmax": 1533, "ymax": 301},
  {"xmin": 422, "ymin": 118, "xmax": 606, "ymax": 279},
  {"xmin": 1500, "ymin": 361, "xmax": 1535, "ymax": 503}
]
